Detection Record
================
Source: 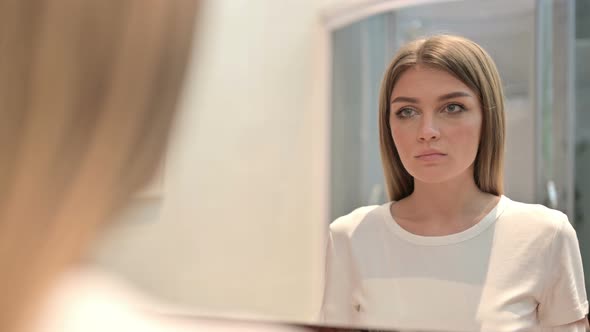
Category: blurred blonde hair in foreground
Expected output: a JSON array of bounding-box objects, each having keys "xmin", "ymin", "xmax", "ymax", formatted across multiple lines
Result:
[{"xmin": 0, "ymin": 0, "xmax": 198, "ymax": 331}]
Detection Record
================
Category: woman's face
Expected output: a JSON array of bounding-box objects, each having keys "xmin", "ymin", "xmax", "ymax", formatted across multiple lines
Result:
[{"xmin": 389, "ymin": 65, "xmax": 482, "ymax": 184}]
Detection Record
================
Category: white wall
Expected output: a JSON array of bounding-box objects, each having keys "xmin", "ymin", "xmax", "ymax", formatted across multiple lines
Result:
[{"xmin": 92, "ymin": 0, "xmax": 330, "ymax": 323}]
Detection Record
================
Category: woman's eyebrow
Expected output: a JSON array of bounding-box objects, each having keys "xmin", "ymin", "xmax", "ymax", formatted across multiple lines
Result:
[
  {"xmin": 437, "ymin": 91, "xmax": 472, "ymax": 101},
  {"xmin": 390, "ymin": 91, "xmax": 472, "ymax": 104},
  {"xmin": 390, "ymin": 96, "xmax": 418, "ymax": 104}
]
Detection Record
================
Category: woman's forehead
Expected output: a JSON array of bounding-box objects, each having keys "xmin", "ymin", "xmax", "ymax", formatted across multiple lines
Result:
[{"xmin": 391, "ymin": 66, "xmax": 476, "ymax": 102}]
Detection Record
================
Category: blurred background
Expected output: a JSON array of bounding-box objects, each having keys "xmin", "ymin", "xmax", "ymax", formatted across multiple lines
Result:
[
  {"xmin": 90, "ymin": 0, "xmax": 327, "ymax": 323},
  {"xmin": 85, "ymin": 0, "xmax": 590, "ymax": 326}
]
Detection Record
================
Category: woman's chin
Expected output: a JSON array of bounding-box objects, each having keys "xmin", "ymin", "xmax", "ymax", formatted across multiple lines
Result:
[{"xmin": 410, "ymin": 169, "xmax": 466, "ymax": 185}]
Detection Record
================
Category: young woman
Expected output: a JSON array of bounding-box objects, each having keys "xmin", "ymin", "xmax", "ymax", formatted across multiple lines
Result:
[{"xmin": 321, "ymin": 35, "xmax": 588, "ymax": 332}]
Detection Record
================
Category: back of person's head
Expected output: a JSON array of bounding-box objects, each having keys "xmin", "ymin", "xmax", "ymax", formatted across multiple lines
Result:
[
  {"xmin": 378, "ymin": 34, "xmax": 506, "ymax": 201},
  {"xmin": 0, "ymin": 1, "xmax": 199, "ymax": 331}
]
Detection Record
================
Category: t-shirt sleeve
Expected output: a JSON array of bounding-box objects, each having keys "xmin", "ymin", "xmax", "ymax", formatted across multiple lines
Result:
[
  {"xmin": 538, "ymin": 215, "xmax": 589, "ymax": 327},
  {"xmin": 319, "ymin": 228, "xmax": 364, "ymax": 326},
  {"xmin": 319, "ymin": 231, "xmax": 351, "ymax": 324}
]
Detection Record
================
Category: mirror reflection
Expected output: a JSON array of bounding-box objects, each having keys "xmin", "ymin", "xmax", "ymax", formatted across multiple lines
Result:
[
  {"xmin": 322, "ymin": 0, "xmax": 590, "ymax": 331},
  {"xmin": 324, "ymin": 31, "xmax": 585, "ymax": 329}
]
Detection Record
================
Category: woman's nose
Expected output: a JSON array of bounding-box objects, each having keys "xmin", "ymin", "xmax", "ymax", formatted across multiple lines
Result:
[{"xmin": 417, "ymin": 116, "xmax": 440, "ymax": 142}]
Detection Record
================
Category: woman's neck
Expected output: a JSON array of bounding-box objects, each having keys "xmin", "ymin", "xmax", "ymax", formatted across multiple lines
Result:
[
  {"xmin": 411, "ymin": 174, "xmax": 487, "ymax": 219},
  {"xmin": 392, "ymin": 171, "xmax": 500, "ymax": 236}
]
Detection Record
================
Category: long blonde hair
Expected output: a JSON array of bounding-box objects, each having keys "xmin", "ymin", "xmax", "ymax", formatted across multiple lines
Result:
[
  {"xmin": 378, "ymin": 35, "xmax": 506, "ymax": 201},
  {"xmin": 0, "ymin": 1, "xmax": 198, "ymax": 331}
]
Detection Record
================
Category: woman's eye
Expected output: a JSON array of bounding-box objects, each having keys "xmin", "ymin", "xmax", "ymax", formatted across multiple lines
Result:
[
  {"xmin": 396, "ymin": 108, "xmax": 417, "ymax": 118},
  {"xmin": 444, "ymin": 103, "xmax": 465, "ymax": 114}
]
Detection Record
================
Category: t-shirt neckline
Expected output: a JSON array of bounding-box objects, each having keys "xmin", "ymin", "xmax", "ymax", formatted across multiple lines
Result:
[{"xmin": 380, "ymin": 195, "xmax": 508, "ymax": 246}]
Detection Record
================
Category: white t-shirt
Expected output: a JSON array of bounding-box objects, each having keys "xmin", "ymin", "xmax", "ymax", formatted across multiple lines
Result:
[{"xmin": 320, "ymin": 196, "xmax": 588, "ymax": 332}]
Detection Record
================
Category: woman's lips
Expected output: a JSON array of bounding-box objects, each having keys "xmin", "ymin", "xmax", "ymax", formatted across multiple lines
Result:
[{"xmin": 415, "ymin": 153, "xmax": 446, "ymax": 161}]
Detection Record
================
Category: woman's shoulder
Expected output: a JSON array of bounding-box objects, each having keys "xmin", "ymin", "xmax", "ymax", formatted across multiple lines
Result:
[
  {"xmin": 34, "ymin": 266, "xmax": 308, "ymax": 332},
  {"xmin": 329, "ymin": 204, "xmax": 387, "ymax": 237},
  {"xmin": 33, "ymin": 266, "xmax": 182, "ymax": 332},
  {"xmin": 499, "ymin": 196, "xmax": 572, "ymax": 238}
]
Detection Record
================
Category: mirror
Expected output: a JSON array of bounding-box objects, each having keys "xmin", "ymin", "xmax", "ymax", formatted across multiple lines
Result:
[{"xmin": 322, "ymin": 0, "xmax": 589, "ymax": 331}]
